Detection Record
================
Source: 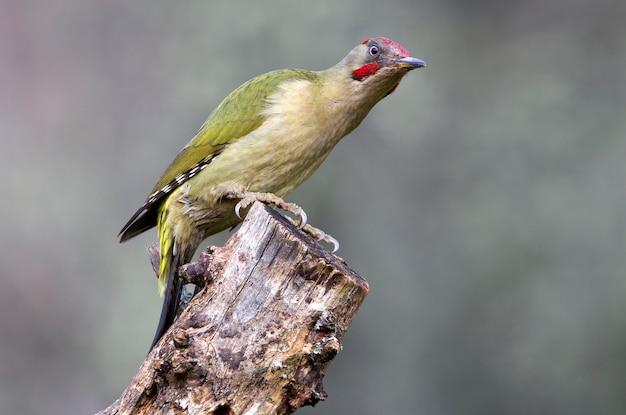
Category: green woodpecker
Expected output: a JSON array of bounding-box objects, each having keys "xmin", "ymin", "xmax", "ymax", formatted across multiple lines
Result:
[{"xmin": 120, "ymin": 37, "xmax": 425, "ymax": 348}]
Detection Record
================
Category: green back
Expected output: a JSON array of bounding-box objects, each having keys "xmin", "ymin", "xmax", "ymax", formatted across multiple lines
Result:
[{"xmin": 149, "ymin": 68, "xmax": 319, "ymax": 194}]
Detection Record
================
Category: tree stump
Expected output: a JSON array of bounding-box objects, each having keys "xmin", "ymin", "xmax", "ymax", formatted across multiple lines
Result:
[{"xmin": 98, "ymin": 202, "xmax": 369, "ymax": 415}]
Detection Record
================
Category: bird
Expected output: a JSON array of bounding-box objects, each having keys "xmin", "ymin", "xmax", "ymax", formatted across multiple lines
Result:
[{"xmin": 119, "ymin": 37, "xmax": 425, "ymax": 349}]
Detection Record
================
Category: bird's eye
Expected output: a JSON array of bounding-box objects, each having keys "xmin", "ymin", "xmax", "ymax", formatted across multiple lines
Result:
[{"xmin": 369, "ymin": 45, "xmax": 379, "ymax": 57}]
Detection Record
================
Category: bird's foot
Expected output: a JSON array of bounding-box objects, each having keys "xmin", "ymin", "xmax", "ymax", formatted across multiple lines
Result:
[
  {"xmin": 232, "ymin": 191, "xmax": 307, "ymax": 228},
  {"xmin": 230, "ymin": 191, "xmax": 339, "ymax": 252}
]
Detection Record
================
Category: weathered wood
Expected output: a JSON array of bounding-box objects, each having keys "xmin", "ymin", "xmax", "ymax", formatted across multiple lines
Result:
[{"xmin": 98, "ymin": 202, "xmax": 369, "ymax": 415}]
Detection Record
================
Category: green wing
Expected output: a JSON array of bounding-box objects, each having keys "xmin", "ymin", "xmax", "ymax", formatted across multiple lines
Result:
[{"xmin": 119, "ymin": 68, "xmax": 318, "ymax": 241}]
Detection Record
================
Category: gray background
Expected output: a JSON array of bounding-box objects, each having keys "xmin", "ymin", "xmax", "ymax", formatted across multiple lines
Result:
[{"xmin": 2, "ymin": 0, "xmax": 625, "ymax": 414}]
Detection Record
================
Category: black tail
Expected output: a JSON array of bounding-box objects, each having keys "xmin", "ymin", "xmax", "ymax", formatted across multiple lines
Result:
[{"xmin": 149, "ymin": 249, "xmax": 182, "ymax": 350}]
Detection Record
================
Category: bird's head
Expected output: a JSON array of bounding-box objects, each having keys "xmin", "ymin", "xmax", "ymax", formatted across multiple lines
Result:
[{"xmin": 339, "ymin": 37, "xmax": 426, "ymax": 98}]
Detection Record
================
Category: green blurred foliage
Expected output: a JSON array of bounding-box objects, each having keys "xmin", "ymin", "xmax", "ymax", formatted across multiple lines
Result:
[{"xmin": 1, "ymin": 0, "xmax": 625, "ymax": 414}]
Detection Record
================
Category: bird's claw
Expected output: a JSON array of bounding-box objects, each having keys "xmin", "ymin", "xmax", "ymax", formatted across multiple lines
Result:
[
  {"xmin": 323, "ymin": 234, "xmax": 340, "ymax": 253},
  {"xmin": 289, "ymin": 204, "xmax": 307, "ymax": 229},
  {"xmin": 234, "ymin": 199, "xmax": 248, "ymax": 219},
  {"xmin": 300, "ymin": 223, "xmax": 340, "ymax": 253}
]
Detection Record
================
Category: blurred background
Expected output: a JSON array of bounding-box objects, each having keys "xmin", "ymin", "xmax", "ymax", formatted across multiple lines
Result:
[{"xmin": 2, "ymin": 0, "xmax": 625, "ymax": 413}]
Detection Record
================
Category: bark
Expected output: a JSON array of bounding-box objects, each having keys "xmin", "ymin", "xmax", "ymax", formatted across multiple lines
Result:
[{"xmin": 98, "ymin": 202, "xmax": 369, "ymax": 415}]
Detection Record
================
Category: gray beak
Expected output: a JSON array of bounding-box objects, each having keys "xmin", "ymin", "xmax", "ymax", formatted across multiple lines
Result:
[{"xmin": 396, "ymin": 56, "xmax": 426, "ymax": 69}]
